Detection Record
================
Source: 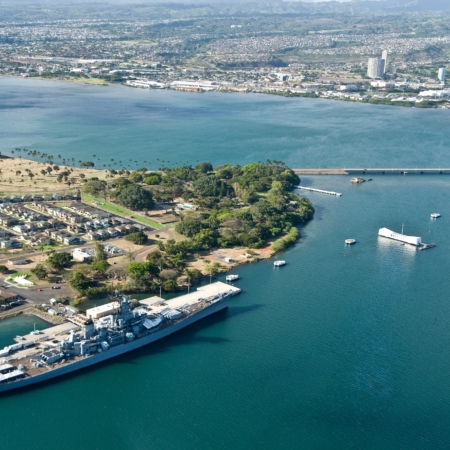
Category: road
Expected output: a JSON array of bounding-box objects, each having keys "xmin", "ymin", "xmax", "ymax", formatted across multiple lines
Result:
[{"xmin": 0, "ymin": 276, "xmax": 73, "ymax": 304}]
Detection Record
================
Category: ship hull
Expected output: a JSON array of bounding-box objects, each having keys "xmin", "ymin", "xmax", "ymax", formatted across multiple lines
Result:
[{"xmin": 0, "ymin": 296, "xmax": 228, "ymax": 393}]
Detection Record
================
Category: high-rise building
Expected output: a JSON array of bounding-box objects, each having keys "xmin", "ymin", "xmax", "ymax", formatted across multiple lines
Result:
[
  {"xmin": 381, "ymin": 50, "xmax": 388, "ymax": 74},
  {"xmin": 367, "ymin": 58, "xmax": 385, "ymax": 79},
  {"xmin": 438, "ymin": 67, "xmax": 446, "ymax": 84}
]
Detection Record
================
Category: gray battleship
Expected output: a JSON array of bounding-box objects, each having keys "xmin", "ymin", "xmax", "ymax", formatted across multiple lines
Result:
[{"xmin": 0, "ymin": 282, "xmax": 240, "ymax": 393}]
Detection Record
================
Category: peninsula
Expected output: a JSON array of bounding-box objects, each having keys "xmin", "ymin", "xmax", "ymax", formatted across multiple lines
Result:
[{"xmin": 0, "ymin": 155, "xmax": 313, "ymax": 317}]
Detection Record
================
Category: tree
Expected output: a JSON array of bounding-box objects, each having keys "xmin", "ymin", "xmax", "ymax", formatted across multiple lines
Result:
[
  {"xmin": 193, "ymin": 175, "xmax": 222, "ymax": 197},
  {"xmin": 175, "ymin": 218, "xmax": 202, "ymax": 237},
  {"xmin": 117, "ymin": 184, "xmax": 154, "ymax": 210},
  {"xmin": 126, "ymin": 261, "xmax": 158, "ymax": 279},
  {"xmin": 46, "ymin": 252, "xmax": 72, "ymax": 270},
  {"xmin": 129, "ymin": 172, "xmax": 143, "ymax": 183},
  {"xmin": 91, "ymin": 260, "xmax": 110, "ymax": 274},
  {"xmin": 196, "ymin": 162, "xmax": 213, "ymax": 174},
  {"xmin": 68, "ymin": 272, "xmax": 91, "ymax": 293},
  {"xmin": 82, "ymin": 180, "xmax": 106, "ymax": 196},
  {"xmin": 143, "ymin": 175, "xmax": 161, "ymax": 185},
  {"xmin": 94, "ymin": 242, "xmax": 108, "ymax": 262},
  {"xmin": 0, "ymin": 265, "xmax": 8, "ymax": 275},
  {"xmin": 159, "ymin": 269, "xmax": 178, "ymax": 281},
  {"xmin": 162, "ymin": 279, "xmax": 178, "ymax": 292},
  {"xmin": 31, "ymin": 264, "xmax": 47, "ymax": 280},
  {"xmin": 81, "ymin": 161, "xmax": 95, "ymax": 168},
  {"xmin": 125, "ymin": 231, "xmax": 149, "ymax": 245}
]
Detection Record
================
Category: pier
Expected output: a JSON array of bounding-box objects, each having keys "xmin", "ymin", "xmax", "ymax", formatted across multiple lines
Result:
[
  {"xmin": 295, "ymin": 186, "xmax": 342, "ymax": 197},
  {"xmin": 293, "ymin": 168, "xmax": 450, "ymax": 175}
]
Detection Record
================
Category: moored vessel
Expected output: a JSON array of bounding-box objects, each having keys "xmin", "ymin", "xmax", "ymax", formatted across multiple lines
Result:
[
  {"xmin": 431, "ymin": 213, "xmax": 441, "ymax": 218},
  {"xmin": 226, "ymin": 274, "xmax": 239, "ymax": 282},
  {"xmin": 274, "ymin": 260, "xmax": 286, "ymax": 267},
  {"xmin": 0, "ymin": 282, "xmax": 240, "ymax": 393},
  {"xmin": 345, "ymin": 239, "xmax": 356, "ymax": 245}
]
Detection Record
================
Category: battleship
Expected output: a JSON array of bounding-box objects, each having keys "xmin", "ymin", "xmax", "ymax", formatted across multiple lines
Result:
[{"xmin": 0, "ymin": 282, "xmax": 240, "ymax": 393}]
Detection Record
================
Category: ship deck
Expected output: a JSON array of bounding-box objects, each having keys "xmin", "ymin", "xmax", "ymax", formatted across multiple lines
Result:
[
  {"xmin": 138, "ymin": 281, "xmax": 240, "ymax": 313},
  {"xmin": 1, "ymin": 282, "xmax": 240, "ymax": 385}
]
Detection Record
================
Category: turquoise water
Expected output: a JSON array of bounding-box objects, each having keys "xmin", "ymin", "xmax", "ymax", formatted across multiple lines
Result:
[
  {"xmin": 0, "ymin": 315, "xmax": 50, "ymax": 348},
  {"xmin": 1, "ymin": 77, "xmax": 450, "ymax": 169},
  {"xmin": 1, "ymin": 78, "xmax": 450, "ymax": 449}
]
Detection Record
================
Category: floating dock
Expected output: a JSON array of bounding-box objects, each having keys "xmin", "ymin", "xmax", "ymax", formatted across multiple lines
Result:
[{"xmin": 295, "ymin": 186, "xmax": 342, "ymax": 197}]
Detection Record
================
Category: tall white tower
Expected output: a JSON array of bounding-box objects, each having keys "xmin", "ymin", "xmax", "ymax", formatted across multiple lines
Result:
[
  {"xmin": 438, "ymin": 67, "xmax": 446, "ymax": 84},
  {"xmin": 367, "ymin": 58, "xmax": 385, "ymax": 79},
  {"xmin": 381, "ymin": 50, "xmax": 388, "ymax": 74}
]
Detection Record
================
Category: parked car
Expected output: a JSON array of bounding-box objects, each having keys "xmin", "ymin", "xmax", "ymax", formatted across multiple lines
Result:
[{"xmin": 51, "ymin": 286, "xmax": 60, "ymax": 290}]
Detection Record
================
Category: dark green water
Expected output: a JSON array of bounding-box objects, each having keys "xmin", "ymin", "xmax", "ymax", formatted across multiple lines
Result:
[{"xmin": 1, "ymin": 78, "xmax": 450, "ymax": 449}]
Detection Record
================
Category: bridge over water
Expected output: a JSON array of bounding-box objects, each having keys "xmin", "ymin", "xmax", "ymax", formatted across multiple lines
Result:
[{"xmin": 293, "ymin": 168, "xmax": 450, "ymax": 175}]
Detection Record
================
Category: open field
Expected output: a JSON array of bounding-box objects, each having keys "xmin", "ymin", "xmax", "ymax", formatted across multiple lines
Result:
[
  {"xmin": 81, "ymin": 193, "xmax": 165, "ymax": 229},
  {"xmin": 0, "ymin": 157, "xmax": 111, "ymax": 195}
]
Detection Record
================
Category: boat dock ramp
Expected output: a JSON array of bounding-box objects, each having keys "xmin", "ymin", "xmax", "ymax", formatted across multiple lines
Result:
[{"xmin": 295, "ymin": 186, "xmax": 342, "ymax": 197}]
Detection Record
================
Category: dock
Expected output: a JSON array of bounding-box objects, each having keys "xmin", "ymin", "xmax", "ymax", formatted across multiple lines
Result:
[{"xmin": 295, "ymin": 186, "xmax": 342, "ymax": 197}]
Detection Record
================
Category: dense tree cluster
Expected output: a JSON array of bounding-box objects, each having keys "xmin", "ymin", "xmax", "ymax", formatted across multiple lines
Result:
[{"xmin": 167, "ymin": 161, "xmax": 313, "ymax": 250}]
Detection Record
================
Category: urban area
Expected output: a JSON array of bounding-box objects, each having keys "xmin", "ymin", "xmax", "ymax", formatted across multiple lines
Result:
[{"xmin": 1, "ymin": 1, "xmax": 450, "ymax": 108}]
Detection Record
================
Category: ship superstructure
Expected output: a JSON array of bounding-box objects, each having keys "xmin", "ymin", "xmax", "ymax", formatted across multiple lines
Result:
[{"xmin": 0, "ymin": 282, "xmax": 240, "ymax": 393}]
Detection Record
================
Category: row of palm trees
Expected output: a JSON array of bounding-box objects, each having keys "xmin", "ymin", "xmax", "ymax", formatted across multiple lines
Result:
[{"xmin": 11, "ymin": 148, "xmax": 205, "ymax": 172}]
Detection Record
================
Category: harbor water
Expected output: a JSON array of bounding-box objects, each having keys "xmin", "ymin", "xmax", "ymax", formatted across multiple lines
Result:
[{"xmin": 1, "ymin": 78, "xmax": 450, "ymax": 449}]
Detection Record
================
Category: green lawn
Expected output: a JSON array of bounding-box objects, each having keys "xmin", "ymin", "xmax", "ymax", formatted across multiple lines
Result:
[
  {"xmin": 82, "ymin": 194, "xmax": 165, "ymax": 229},
  {"xmin": 10, "ymin": 271, "xmax": 29, "ymax": 279}
]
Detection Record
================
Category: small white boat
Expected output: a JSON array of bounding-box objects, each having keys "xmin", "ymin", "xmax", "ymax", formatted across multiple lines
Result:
[
  {"xmin": 345, "ymin": 239, "xmax": 356, "ymax": 245},
  {"xmin": 431, "ymin": 213, "xmax": 441, "ymax": 219},
  {"xmin": 226, "ymin": 274, "xmax": 239, "ymax": 282},
  {"xmin": 274, "ymin": 260, "xmax": 286, "ymax": 267}
]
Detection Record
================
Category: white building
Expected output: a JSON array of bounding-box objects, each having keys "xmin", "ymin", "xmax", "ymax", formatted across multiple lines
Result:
[
  {"xmin": 419, "ymin": 90, "xmax": 450, "ymax": 99},
  {"xmin": 338, "ymin": 85, "xmax": 358, "ymax": 91},
  {"xmin": 381, "ymin": 50, "xmax": 388, "ymax": 74},
  {"xmin": 367, "ymin": 58, "xmax": 385, "ymax": 79},
  {"xmin": 86, "ymin": 302, "xmax": 120, "ymax": 320},
  {"xmin": 126, "ymin": 79, "xmax": 167, "ymax": 89},
  {"xmin": 371, "ymin": 80, "xmax": 395, "ymax": 88},
  {"xmin": 438, "ymin": 68, "xmax": 446, "ymax": 84},
  {"xmin": 170, "ymin": 81, "xmax": 219, "ymax": 92}
]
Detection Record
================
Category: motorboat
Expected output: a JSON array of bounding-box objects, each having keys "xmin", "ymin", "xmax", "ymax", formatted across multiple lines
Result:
[
  {"xmin": 226, "ymin": 274, "xmax": 239, "ymax": 282},
  {"xmin": 274, "ymin": 261, "xmax": 286, "ymax": 267}
]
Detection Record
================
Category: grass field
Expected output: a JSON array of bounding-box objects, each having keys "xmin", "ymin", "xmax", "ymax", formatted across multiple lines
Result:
[{"xmin": 82, "ymin": 194, "xmax": 165, "ymax": 229}]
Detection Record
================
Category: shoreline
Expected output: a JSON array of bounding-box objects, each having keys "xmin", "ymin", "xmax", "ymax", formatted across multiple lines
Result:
[
  {"xmin": 3, "ymin": 75, "xmax": 448, "ymax": 110},
  {"xmin": 0, "ymin": 307, "xmax": 63, "ymax": 325},
  {"xmin": 0, "ymin": 155, "xmax": 309, "ymax": 301}
]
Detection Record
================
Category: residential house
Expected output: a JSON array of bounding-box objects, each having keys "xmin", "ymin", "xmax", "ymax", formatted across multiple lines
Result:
[
  {"xmin": 63, "ymin": 235, "xmax": 80, "ymax": 245},
  {"xmin": 85, "ymin": 231, "xmax": 101, "ymax": 241},
  {"xmin": 106, "ymin": 228, "xmax": 120, "ymax": 238}
]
